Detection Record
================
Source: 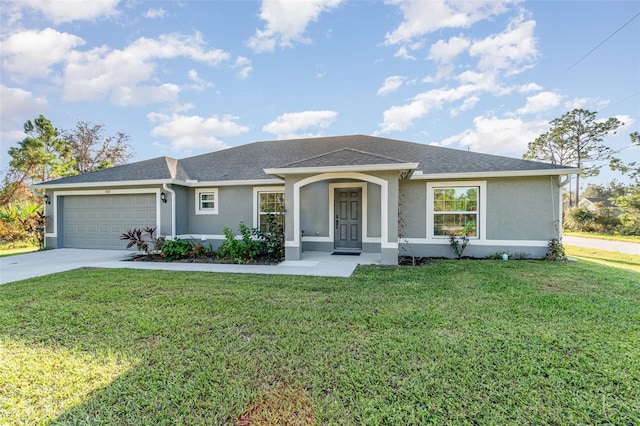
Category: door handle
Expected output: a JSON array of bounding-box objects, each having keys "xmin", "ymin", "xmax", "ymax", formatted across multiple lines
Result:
[{"xmin": 335, "ymin": 219, "xmax": 338, "ymax": 229}]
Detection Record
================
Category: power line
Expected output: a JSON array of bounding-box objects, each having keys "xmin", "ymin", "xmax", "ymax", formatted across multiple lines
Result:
[{"xmin": 565, "ymin": 10, "xmax": 640, "ymax": 73}]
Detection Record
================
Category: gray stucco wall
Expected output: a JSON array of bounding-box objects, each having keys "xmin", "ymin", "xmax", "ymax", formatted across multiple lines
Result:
[
  {"xmin": 367, "ymin": 183, "xmax": 381, "ymax": 238},
  {"xmin": 486, "ymin": 176, "xmax": 559, "ymax": 241},
  {"xmin": 187, "ymin": 186, "xmax": 254, "ymax": 235},
  {"xmin": 300, "ymin": 181, "xmax": 329, "ymax": 237},
  {"xmin": 398, "ymin": 180, "xmax": 426, "ymax": 239},
  {"xmin": 173, "ymin": 186, "xmax": 189, "ymax": 235}
]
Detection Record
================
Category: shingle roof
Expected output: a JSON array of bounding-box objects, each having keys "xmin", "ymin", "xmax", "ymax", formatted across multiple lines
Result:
[
  {"xmin": 37, "ymin": 134, "xmax": 576, "ymax": 186},
  {"xmin": 279, "ymin": 148, "xmax": 409, "ymax": 169}
]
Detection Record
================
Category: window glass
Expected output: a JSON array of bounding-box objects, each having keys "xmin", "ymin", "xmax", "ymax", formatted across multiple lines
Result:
[
  {"xmin": 432, "ymin": 186, "xmax": 478, "ymax": 237},
  {"xmin": 258, "ymin": 191, "xmax": 284, "ymax": 232},
  {"xmin": 200, "ymin": 192, "xmax": 216, "ymax": 210}
]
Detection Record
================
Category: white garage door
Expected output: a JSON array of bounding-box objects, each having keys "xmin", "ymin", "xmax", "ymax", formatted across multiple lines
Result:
[{"xmin": 63, "ymin": 194, "xmax": 157, "ymax": 249}]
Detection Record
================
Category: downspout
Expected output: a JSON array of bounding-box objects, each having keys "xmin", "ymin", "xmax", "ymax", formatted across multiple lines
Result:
[
  {"xmin": 557, "ymin": 176, "xmax": 573, "ymax": 240},
  {"xmin": 162, "ymin": 183, "xmax": 176, "ymax": 240}
]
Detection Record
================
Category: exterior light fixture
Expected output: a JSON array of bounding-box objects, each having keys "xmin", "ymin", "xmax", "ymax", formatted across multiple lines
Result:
[
  {"xmin": 160, "ymin": 192, "xmax": 167, "ymax": 203},
  {"xmin": 43, "ymin": 194, "xmax": 51, "ymax": 205}
]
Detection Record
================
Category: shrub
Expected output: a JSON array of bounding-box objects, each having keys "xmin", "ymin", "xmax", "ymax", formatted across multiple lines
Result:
[
  {"xmin": 0, "ymin": 201, "xmax": 44, "ymax": 245},
  {"xmin": 120, "ymin": 227, "xmax": 164, "ymax": 254},
  {"xmin": 565, "ymin": 207, "xmax": 620, "ymax": 233},
  {"xmin": 255, "ymin": 210, "xmax": 285, "ymax": 261},
  {"xmin": 161, "ymin": 238, "xmax": 192, "ymax": 260},
  {"xmin": 545, "ymin": 238, "xmax": 566, "ymax": 261},
  {"xmin": 217, "ymin": 223, "xmax": 262, "ymax": 264},
  {"xmin": 449, "ymin": 222, "xmax": 473, "ymax": 259}
]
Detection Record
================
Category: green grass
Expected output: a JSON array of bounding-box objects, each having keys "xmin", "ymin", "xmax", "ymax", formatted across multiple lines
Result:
[
  {"xmin": 565, "ymin": 244, "xmax": 640, "ymax": 272},
  {"xmin": 564, "ymin": 231, "xmax": 640, "ymax": 243},
  {"xmin": 1, "ymin": 262, "xmax": 639, "ymax": 425},
  {"xmin": 0, "ymin": 245, "xmax": 39, "ymax": 258}
]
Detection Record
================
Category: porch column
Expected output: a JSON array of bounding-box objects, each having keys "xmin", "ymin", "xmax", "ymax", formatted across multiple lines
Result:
[
  {"xmin": 382, "ymin": 175, "xmax": 399, "ymax": 265},
  {"xmin": 284, "ymin": 177, "xmax": 301, "ymax": 260}
]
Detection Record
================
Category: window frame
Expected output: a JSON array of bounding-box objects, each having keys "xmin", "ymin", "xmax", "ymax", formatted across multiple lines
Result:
[
  {"xmin": 253, "ymin": 186, "xmax": 285, "ymax": 231},
  {"xmin": 195, "ymin": 188, "xmax": 218, "ymax": 215},
  {"xmin": 426, "ymin": 181, "xmax": 486, "ymax": 240}
]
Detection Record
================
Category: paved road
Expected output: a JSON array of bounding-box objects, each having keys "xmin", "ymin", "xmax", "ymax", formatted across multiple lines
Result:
[{"xmin": 563, "ymin": 236, "xmax": 640, "ymax": 256}]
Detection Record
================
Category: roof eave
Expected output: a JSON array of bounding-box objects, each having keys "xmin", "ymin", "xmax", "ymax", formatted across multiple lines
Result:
[
  {"xmin": 31, "ymin": 177, "xmax": 285, "ymax": 190},
  {"xmin": 410, "ymin": 168, "xmax": 581, "ymax": 180},
  {"xmin": 264, "ymin": 163, "xmax": 420, "ymax": 175}
]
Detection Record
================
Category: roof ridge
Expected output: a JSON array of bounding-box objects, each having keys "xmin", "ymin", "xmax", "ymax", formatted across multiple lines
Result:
[{"xmin": 340, "ymin": 147, "xmax": 409, "ymax": 164}]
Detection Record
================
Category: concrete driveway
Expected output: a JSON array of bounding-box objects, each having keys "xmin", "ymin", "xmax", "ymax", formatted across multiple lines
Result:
[
  {"xmin": 1, "ymin": 249, "xmax": 131, "ymax": 285},
  {"xmin": 0, "ymin": 249, "xmax": 370, "ymax": 285}
]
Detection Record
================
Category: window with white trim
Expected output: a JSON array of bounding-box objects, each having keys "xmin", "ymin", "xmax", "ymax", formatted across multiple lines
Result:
[
  {"xmin": 195, "ymin": 188, "xmax": 218, "ymax": 215},
  {"xmin": 257, "ymin": 190, "xmax": 284, "ymax": 232},
  {"xmin": 428, "ymin": 184, "xmax": 483, "ymax": 238}
]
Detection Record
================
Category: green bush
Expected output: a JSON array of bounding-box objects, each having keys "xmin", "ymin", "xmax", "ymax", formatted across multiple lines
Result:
[
  {"xmin": 565, "ymin": 207, "xmax": 620, "ymax": 233},
  {"xmin": 255, "ymin": 211, "xmax": 285, "ymax": 261},
  {"xmin": 0, "ymin": 201, "xmax": 44, "ymax": 245},
  {"xmin": 161, "ymin": 238, "xmax": 192, "ymax": 260},
  {"xmin": 217, "ymin": 223, "xmax": 262, "ymax": 264}
]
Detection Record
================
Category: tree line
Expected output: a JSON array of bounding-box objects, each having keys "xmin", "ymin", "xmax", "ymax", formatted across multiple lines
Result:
[
  {"xmin": 1, "ymin": 115, "xmax": 134, "ymax": 246},
  {"xmin": 1, "ymin": 115, "xmax": 134, "ymax": 206},
  {"xmin": 523, "ymin": 108, "xmax": 639, "ymax": 235}
]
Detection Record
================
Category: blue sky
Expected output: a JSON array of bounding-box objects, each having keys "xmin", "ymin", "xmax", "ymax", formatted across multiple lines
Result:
[{"xmin": 1, "ymin": 0, "xmax": 638, "ymax": 187}]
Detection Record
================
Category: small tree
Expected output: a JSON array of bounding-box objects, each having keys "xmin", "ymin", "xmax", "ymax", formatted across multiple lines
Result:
[
  {"xmin": 4, "ymin": 115, "xmax": 76, "ymax": 202},
  {"xmin": 64, "ymin": 121, "xmax": 134, "ymax": 173}
]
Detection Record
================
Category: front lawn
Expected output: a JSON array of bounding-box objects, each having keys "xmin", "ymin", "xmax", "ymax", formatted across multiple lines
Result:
[
  {"xmin": 1, "ymin": 261, "xmax": 638, "ymax": 424},
  {"xmin": 565, "ymin": 244, "xmax": 640, "ymax": 272}
]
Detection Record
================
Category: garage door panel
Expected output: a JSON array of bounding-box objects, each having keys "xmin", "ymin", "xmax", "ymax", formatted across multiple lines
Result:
[{"xmin": 63, "ymin": 194, "xmax": 156, "ymax": 249}]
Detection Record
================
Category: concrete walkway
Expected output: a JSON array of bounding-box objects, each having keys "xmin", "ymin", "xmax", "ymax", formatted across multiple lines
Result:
[
  {"xmin": 563, "ymin": 236, "xmax": 640, "ymax": 255},
  {"xmin": 1, "ymin": 249, "xmax": 380, "ymax": 285}
]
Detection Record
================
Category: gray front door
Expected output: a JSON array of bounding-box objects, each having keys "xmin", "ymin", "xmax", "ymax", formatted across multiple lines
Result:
[{"xmin": 334, "ymin": 188, "xmax": 362, "ymax": 250}]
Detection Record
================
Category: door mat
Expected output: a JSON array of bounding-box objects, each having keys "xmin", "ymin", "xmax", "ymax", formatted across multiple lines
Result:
[{"xmin": 331, "ymin": 252, "xmax": 360, "ymax": 256}]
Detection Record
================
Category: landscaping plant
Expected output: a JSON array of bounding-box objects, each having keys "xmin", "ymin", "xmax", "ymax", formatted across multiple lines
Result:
[{"xmin": 120, "ymin": 226, "xmax": 163, "ymax": 254}]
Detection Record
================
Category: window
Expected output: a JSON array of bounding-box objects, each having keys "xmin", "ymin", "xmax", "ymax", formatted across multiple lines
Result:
[
  {"xmin": 257, "ymin": 190, "xmax": 284, "ymax": 232},
  {"xmin": 195, "ymin": 188, "xmax": 218, "ymax": 215},
  {"xmin": 427, "ymin": 182, "xmax": 485, "ymax": 239}
]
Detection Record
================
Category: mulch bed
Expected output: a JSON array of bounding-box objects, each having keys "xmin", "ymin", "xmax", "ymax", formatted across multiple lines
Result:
[{"xmin": 126, "ymin": 253, "xmax": 281, "ymax": 265}]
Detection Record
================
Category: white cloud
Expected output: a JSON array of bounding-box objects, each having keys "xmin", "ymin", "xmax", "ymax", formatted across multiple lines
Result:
[
  {"xmin": 377, "ymin": 76, "xmax": 405, "ymax": 96},
  {"xmin": 439, "ymin": 115, "xmax": 548, "ymax": 154},
  {"xmin": 378, "ymin": 84, "xmax": 478, "ymax": 133},
  {"xmin": 263, "ymin": 110, "xmax": 338, "ymax": 139},
  {"xmin": 186, "ymin": 69, "xmax": 214, "ymax": 91},
  {"xmin": 147, "ymin": 112, "xmax": 248, "ymax": 151},
  {"xmin": 234, "ymin": 57, "xmax": 253, "ymax": 80},
  {"xmin": 62, "ymin": 32, "xmax": 230, "ymax": 105},
  {"xmin": 564, "ymin": 97, "xmax": 609, "ymax": 111},
  {"xmin": 1, "ymin": 28, "xmax": 85, "ymax": 81},
  {"xmin": 518, "ymin": 82, "xmax": 543, "ymax": 93},
  {"xmin": 247, "ymin": 0, "xmax": 342, "ymax": 53},
  {"xmin": 450, "ymin": 95, "xmax": 479, "ymax": 117},
  {"xmin": 144, "ymin": 7, "xmax": 166, "ymax": 19},
  {"xmin": 429, "ymin": 35, "xmax": 470, "ymax": 63},
  {"xmin": 11, "ymin": 0, "xmax": 120, "ymax": 24},
  {"xmin": 384, "ymin": 0, "xmax": 515, "ymax": 45},
  {"xmin": 0, "ymin": 85, "xmax": 49, "ymax": 162},
  {"xmin": 469, "ymin": 15, "xmax": 538, "ymax": 73},
  {"xmin": 517, "ymin": 91, "xmax": 562, "ymax": 115},
  {"xmin": 613, "ymin": 115, "xmax": 634, "ymax": 128},
  {"xmin": 111, "ymin": 84, "xmax": 181, "ymax": 106}
]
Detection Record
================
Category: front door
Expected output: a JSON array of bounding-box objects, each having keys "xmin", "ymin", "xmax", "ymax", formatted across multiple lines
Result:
[{"xmin": 334, "ymin": 188, "xmax": 362, "ymax": 251}]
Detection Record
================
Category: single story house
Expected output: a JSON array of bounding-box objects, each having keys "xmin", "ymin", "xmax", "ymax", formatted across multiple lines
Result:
[
  {"xmin": 577, "ymin": 197, "xmax": 622, "ymax": 216},
  {"xmin": 34, "ymin": 134, "xmax": 578, "ymax": 264}
]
